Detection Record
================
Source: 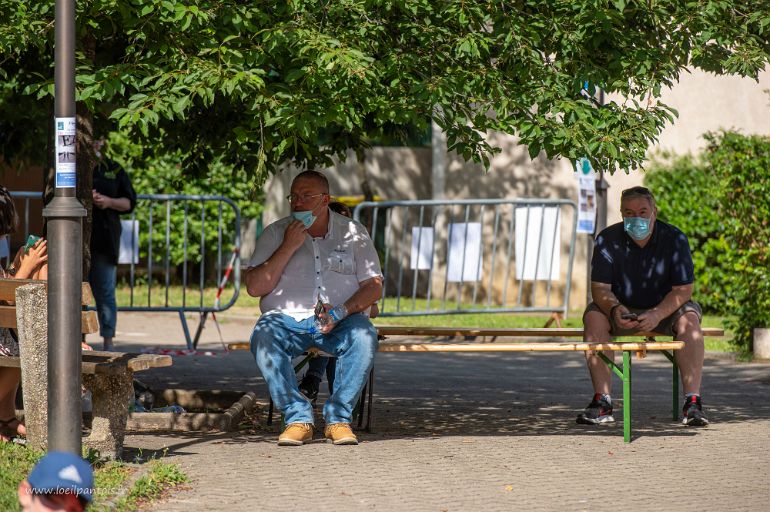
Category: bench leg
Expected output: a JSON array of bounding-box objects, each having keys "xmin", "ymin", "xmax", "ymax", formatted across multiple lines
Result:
[
  {"xmin": 365, "ymin": 366, "xmax": 374, "ymax": 432},
  {"xmin": 622, "ymin": 350, "xmax": 632, "ymax": 443},
  {"xmin": 597, "ymin": 350, "xmax": 632, "ymax": 443},
  {"xmin": 83, "ymin": 371, "xmax": 134, "ymax": 460}
]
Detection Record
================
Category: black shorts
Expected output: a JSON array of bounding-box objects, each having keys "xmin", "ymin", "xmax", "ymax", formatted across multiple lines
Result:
[{"xmin": 583, "ymin": 300, "xmax": 702, "ymax": 336}]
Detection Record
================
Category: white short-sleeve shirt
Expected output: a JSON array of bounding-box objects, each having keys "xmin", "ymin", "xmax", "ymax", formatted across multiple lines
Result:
[{"xmin": 248, "ymin": 210, "xmax": 383, "ymax": 320}]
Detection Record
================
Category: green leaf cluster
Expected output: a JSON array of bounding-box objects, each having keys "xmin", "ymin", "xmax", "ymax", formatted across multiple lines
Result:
[
  {"xmin": 1, "ymin": 1, "xmax": 769, "ymax": 181},
  {"xmin": 645, "ymin": 131, "xmax": 770, "ymax": 352}
]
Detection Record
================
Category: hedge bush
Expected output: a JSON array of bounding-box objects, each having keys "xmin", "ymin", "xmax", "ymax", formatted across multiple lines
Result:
[
  {"xmin": 107, "ymin": 131, "xmax": 263, "ymax": 283},
  {"xmin": 645, "ymin": 131, "xmax": 770, "ymax": 352}
]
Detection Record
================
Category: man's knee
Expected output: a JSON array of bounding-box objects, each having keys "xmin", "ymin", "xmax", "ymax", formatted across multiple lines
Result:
[
  {"xmin": 249, "ymin": 320, "xmax": 283, "ymax": 361},
  {"xmin": 674, "ymin": 311, "xmax": 702, "ymax": 339},
  {"xmin": 583, "ymin": 309, "xmax": 612, "ymax": 339},
  {"xmin": 340, "ymin": 316, "xmax": 378, "ymax": 356}
]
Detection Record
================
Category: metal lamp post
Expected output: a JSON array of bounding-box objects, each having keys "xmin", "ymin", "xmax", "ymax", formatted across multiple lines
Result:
[{"xmin": 44, "ymin": 0, "xmax": 86, "ymax": 454}]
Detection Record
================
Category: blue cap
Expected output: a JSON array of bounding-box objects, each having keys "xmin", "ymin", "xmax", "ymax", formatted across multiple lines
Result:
[{"xmin": 27, "ymin": 452, "xmax": 95, "ymax": 502}]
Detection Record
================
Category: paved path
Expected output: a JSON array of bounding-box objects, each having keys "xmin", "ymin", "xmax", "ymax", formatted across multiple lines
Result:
[{"xmin": 95, "ymin": 312, "xmax": 770, "ymax": 511}]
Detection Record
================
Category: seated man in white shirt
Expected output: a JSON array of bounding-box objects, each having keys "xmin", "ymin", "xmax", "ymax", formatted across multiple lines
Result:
[{"xmin": 245, "ymin": 170, "xmax": 383, "ymax": 446}]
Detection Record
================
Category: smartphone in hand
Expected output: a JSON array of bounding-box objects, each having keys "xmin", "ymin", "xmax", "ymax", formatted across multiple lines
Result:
[
  {"xmin": 620, "ymin": 312, "xmax": 638, "ymax": 320},
  {"xmin": 314, "ymin": 299, "xmax": 329, "ymax": 329},
  {"xmin": 24, "ymin": 235, "xmax": 41, "ymax": 254}
]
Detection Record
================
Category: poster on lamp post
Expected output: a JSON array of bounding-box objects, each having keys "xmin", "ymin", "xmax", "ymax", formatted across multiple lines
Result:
[
  {"xmin": 575, "ymin": 158, "xmax": 596, "ymax": 234},
  {"xmin": 55, "ymin": 117, "xmax": 77, "ymax": 188}
]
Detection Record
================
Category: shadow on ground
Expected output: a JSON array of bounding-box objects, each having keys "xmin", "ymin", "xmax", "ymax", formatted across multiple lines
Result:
[{"xmin": 128, "ymin": 350, "xmax": 770, "ymax": 445}]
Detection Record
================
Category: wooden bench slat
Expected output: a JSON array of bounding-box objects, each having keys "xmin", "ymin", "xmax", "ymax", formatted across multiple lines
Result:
[
  {"xmin": 0, "ymin": 306, "xmax": 99, "ymax": 334},
  {"xmin": 0, "ymin": 279, "xmax": 94, "ymax": 305},
  {"xmin": 377, "ymin": 342, "xmax": 686, "ymax": 352},
  {"xmin": 375, "ymin": 326, "xmax": 725, "ymax": 338},
  {"xmin": 1, "ymin": 351, "xmax": 172, "ymax": 375},
  {"xmin": 225, "ymin": 338, "xmax": 692, "ymax": 352}
]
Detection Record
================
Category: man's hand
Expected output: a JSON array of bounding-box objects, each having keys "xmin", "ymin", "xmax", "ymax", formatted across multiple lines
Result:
[
  {"xmin": 635, "ymin": 310, "xmax": 662, "ymax": 332},
  {"xmin": 281, "ymin": 220, "xmax": 308, "ymax": 253},
  {"xmin": 613, "ymin": 305, "xmax": 641, "ymax": 331},
  {"xmin": 92, "ymin": 190, "xmax": 111, "ymax": 210},
  {"xmin": 316, "ymin": 303, "xmax": 348, "ymax": 334},
  {"xmin": 316, "ymin": 303, "xmax": 334, "ymax": 334}
]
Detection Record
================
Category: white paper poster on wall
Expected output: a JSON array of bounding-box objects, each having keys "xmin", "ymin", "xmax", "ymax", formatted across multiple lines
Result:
[
  {"xmin": 446, "ymin": 222, "xmax": 482, "ymax": 282},
  {"xmin": 514, "ymin": 207, "xmax": 560, "ymax": 281},
  {"xmin": 410, "ymin": 227, "xmax": 434, "ymax": 270},
  {"xmin": 118, "ymin": 220, "xmax": 140, "ymax": 264}
]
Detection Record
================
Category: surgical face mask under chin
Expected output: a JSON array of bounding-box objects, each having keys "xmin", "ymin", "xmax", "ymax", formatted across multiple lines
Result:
[
  {"xmin": 623, "ymin": 216, "xmax": 652, "ymax": 240},
  {"xmin": 291, "ymin": 210, "xmax": 316, "ymax": 228}
]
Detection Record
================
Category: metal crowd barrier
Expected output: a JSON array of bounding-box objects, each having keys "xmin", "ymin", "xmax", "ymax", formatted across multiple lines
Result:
[
  {"xmin": 9, "ymin": 191, "xmax": 241, "ymax": 349},
  {"xmin": 353, "ymin": 198, "xmax": 577, "ymax": 323}
]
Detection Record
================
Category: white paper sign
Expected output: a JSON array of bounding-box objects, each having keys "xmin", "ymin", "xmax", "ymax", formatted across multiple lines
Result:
[
  {"xmin": 447, "ymin": 222, "xmax": 482, "ymax": 282},
  {"xmin": 514, "ymin": 207, "xmax": 560, "ymax": 281},
  {"xmin": 118, "ymin": 220, "xmax": 140, "ymax": 264},
  {"xmin": 575, "ymin": 158, "xmax": 597, "ymax": 234},
  {"xmin": 55, "ymin": 117, "xmax": 76, "ymax": 188},
  {"xmin": 410, "ymin": 227, "xmax": 434, "ymax": 270}
]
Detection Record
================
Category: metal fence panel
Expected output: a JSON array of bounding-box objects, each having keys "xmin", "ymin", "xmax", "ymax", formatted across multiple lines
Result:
[
  {"xmin": 353, "ymin": 198, "xmax": 577, "ymax": 319},
  {"xmin": 9, "ymin": 191, "xmax": 241, "ymax": 349}
]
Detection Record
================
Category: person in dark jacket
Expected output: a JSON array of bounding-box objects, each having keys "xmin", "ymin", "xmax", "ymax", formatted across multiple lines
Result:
[{"xmin": 89, "ymin": 138, "xmax": 136, "ymax": 351}]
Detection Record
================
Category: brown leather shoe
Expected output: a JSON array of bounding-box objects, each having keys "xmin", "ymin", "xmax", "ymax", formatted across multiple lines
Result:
[
  {"xmin": 324, "ymin": 423, "xmax": 358, "ymax": 445},
  {"xmin": 277, "ymin": 423, "xmax": 314, "ymax": 446}
]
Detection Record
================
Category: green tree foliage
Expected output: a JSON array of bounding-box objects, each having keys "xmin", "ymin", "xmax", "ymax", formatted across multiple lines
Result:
[
  {"xmin": 1, "ymin": 1, "xmax": 769, "ymax": 182},
  {"xmin": 645, "ymin": 132, "xmax": 770, "ymax": 352}
]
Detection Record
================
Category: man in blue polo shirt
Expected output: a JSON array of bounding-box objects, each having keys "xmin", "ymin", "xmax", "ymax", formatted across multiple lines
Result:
[{"xmin": 577, "ymin": 186, "xmax": 708, "ymax": 427}]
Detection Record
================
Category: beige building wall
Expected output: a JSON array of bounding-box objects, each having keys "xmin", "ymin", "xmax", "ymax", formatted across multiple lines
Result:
[{"xmin": 258, "ymin": 68, "xmax": 770, "ymax": 313}]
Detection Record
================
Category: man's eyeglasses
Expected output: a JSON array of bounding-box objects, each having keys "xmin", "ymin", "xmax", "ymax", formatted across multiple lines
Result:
[{"xmin": 286, "ymin": 193, "xmax": 326, "ymax": 204}]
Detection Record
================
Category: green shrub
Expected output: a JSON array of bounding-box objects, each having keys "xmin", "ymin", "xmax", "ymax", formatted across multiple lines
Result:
[
  {"xmin": 706, "ymin": 132, "xmax": 770, "ymax": 351},
  {"xmin": 645, "ymin": 131, "xmax": 770, "ymax": 352},
  {"xmin": 645, "ymin": 153, "xmax": 726, "ymax": 313},
  {"xmin": 106, "ymin": 131, "xmax": 263, "ymax": 283}
]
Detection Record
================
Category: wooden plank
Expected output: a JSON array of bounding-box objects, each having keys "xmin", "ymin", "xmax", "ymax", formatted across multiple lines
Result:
[
  {"xmin": 81, "ymin": 310, "xmax": 99, "ymax": 334},
  {"xmin": 0, "ymin": 356, "xmax": 20, "ymax": 368},
  {"xmin": 0, "ymin": 279, "xmax": 93, "ymax": 305},
  {"xmin": 1, "ymin": 351, "xmax": 173, "ymax": 374},
  {"xmin": 225, "ymin": 340, "xmax": 687, "ymax": 353},
  {"xmin": 84, "ymin": 351, "xmax": 172, "ymax": 373},
  {"xmin": 127, "ymin": 354, "xmax": 173, "ymax": 372},
  {"xmin": 377, "ymin": 341, "xmax": 686, "ymax": 352},
  {"xmin": 0, "ymin": 306, "xmax": 99, "ymax": 334},
  {"xmin": 375, "ymin": 325, "xmax": 725, "ymax": 338}
]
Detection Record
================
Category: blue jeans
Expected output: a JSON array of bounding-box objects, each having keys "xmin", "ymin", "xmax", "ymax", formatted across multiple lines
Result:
[
  {"xmin": 89, "ymin": 252, "xmax": 117, "ymax": 338},
  {"xmin": 306, "ymin": 356, "xmax": 329, "ymax": 380},
  {"xmin": 250, "ymin": 312, "xmax": 378, "ymax": 425},
  {"xmin": 306, "ymin": 356, "xmax": 337, "ymax": 393}
]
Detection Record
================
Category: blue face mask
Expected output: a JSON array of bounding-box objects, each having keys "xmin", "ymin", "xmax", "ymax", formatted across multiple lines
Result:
[
  {"xmin": 292, "ymin": 210, "xmax": 316, "ymax": 228},
  {"xmin": 623, "ymin": 216, "xmax": 652, "ymax": 240}
]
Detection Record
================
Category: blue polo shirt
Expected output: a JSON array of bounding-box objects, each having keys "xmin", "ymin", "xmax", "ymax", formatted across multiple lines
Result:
[{"xmin": 591, "ymin": 220, "xmax": 694, "ymax": 309}]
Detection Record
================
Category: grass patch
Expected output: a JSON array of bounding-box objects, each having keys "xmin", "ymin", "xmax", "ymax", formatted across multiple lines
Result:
[
  {"xmin": 107, "ymin": 459, "xmax": 188, "ymax": 512},
  {"xmin": 0, "ymin": 443, "xmax": 40, "ymax": 512},
  {"xmin": 0, "ymin": 443, "xmax": 187, "ymax": 512}
]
